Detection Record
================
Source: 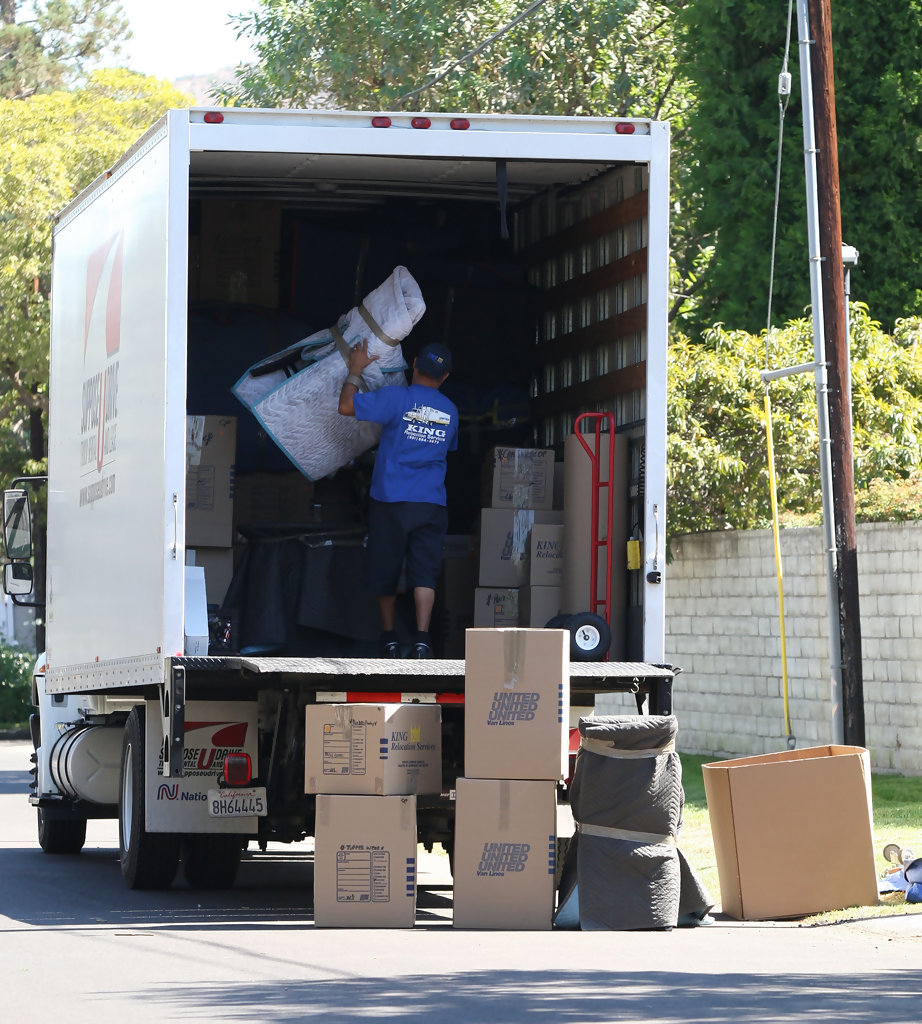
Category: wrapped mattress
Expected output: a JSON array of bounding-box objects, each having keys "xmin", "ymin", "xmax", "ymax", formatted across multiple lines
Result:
[
  {"xmin": 233, "ymin": 266, "xmax": 425, "ymax": 480},
  {"xmin": 555, "ymin": 714, "xmax": 713, "ymax": 930}
]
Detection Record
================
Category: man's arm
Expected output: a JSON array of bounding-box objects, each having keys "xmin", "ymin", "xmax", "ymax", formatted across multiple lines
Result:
[{"xmin": 338, "ymin": 338, "xmax": 378, "ymax": 416}]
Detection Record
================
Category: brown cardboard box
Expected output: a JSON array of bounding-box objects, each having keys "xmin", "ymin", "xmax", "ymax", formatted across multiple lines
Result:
[
  {"xmin": 478, "ymin": 508, "xmax": 561, "ymax": 588},
  {"xmin": 473, "ymin": 588, "xmax": 519, "ymax": 628},
  {"xmin": 233, "ymin": 471, "xmax": 316, "ymax": 527},
  {"xmin": 528, "ymin": 523, "xmax": 564, "ymax": 586},
  {"xmin": 452, "ymin": 778, "xmax": 557, "ymax": 930},
  {"xmin": 703, "ymin": 745, "xmax": 879, "ymax": 921},
  {"xmin": 520, "ymin": 586, "xmax": 563, "ymax": 627},
  {"xmin": 314, "ymin": 794, "xmax": 417, "ymax": 928},
  {"xmin": 197, "ymin": 198, "xmax": 280, "ymax": 308},
  {"xmin": 464, "ymin": 628, "xmax": 569, "ymax": 780},
  {"xmin": 305, "ymin": 704, "xmax": 442, "ymax": 796},
  {"xmin": 562, "ymin": 432, "xmax": 628, "ymax": 657},
  {"xmin": 484, "ymin": 446, "xmax": 555, "ymax": 510},
  {"xmin": 186, "ymin": 415, "xmax": 237, "ymax": 547},
  {"xmin": 188, "ymin": 547, "xmax": 235, "ymax": 606}
]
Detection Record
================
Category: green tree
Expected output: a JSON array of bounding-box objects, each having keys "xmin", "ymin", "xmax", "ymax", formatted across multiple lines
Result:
[
  {"xmin": 667, "ymin": 306, "xmax": 922, "ymax": 538},
  {"xmin": 0, "ymin": 0, "xmax": 130, "ymax": 99},
  {"xmin": 0, "ymin": 70, "xmax": 191, "ymax": 483},
  {"xmin": 675, "ymin": 1, "xmax": 922, "ymax": 333}
]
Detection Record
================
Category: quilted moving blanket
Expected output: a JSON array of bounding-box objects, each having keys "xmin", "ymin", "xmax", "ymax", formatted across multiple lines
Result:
[{"xmin": 233, "ymin": 266, "xmax": 425, "ymax": 480}]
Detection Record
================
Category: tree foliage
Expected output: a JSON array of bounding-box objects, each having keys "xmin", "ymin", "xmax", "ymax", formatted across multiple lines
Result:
[
  {"xmin": 667, "ymin": 306, "xmax": 922, "ymax": 538},
  {"xmin": 0, "ymin": 69, "xmax": 191, "ymax": 481},
  {"xmin": 675, "ymin": 0, "xmax": 922, "ymax": 333},
  {"xmin": 0, "ymin": 0, "xmax": 130, "ymax": 99}
]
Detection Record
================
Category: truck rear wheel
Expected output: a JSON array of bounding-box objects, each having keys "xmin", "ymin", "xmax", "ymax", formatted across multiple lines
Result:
[
  {"xmin": 118, "ymin": 705, "xmax": 180, "ymax": 890},
  {"xmin": 37, "ymin": 807, "xmax": 87, "ymax": 854},
  {"xmin": 182, "ymin": 834, "xmax": 243, "ymax": 890}
]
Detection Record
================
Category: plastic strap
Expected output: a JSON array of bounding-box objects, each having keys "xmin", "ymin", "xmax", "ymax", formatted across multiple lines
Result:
[
  {"xmin": 580, "ymin": 736, "xmax": 676, "ymax": 759},
  {"xmin": 576, "ymin": 820, "xmax": 676, "ymax": 847},
  {"xmin": 331, "ymin": 323, "xmax": 368, "ymax": 391},
  {"xmin": 358, "ymin": 302, "xmax": 400, "ymax": 347}
]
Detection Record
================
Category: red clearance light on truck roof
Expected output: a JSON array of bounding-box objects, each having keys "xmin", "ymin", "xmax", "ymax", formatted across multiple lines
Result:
[
  {"xmin": 203, "ymin": 111, "xmax": 225, "ymax": 124},
  {"xmin": 371, "ymin": 116, "xmax": 392, "ymax": 128},
  {"xmin": 615, "ymin": 122, "xmax": 635, "ymax": 135},
  {"xmin": 450, "ymin": 118, "xmax": 470, "ymax": 130},
  {"xmin": 223, "ymin": 753, "xmax": 252, "ymax": 786},
  {"xmin": 411, "ymin": 117, "xmax": 431, "ymax": 129}
]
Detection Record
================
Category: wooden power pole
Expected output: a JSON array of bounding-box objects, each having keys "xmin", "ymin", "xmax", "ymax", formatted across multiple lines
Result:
[{"xmin": 807, "ymin": 0, "xmax": 865, "ymax": 745}]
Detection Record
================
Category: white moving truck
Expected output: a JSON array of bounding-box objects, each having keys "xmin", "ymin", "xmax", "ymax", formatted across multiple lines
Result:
[{"xmin": 2, "ymin": 108, "xmax": 673, "ymax": 890}]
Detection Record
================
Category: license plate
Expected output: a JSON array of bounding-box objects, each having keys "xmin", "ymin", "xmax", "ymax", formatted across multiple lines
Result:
[{"xmin": 207, "ymin": 787, "xmax": 267, "ymax": 818}]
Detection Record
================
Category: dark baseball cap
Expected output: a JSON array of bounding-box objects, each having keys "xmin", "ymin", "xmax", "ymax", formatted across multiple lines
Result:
[{"xmin": 416, "ymin": 342, "xmax": 452, "ymax": 378}]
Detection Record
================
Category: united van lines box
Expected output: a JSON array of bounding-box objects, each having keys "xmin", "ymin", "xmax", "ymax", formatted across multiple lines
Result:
[
  {"xmin": 305, "ymin": 704, "xmax": 442, "ymax": 796},
  {"xmin": 453, "ymin": 778, "xmax": 557, "ymax": 930},
  {"xmin": 473, "ymin": 587, "xmax": 519, "ymax": 628},
  {"xmin": 186, "ymin": 415, "xmax": 237, "ymax": 547},
  {"xmin": 478, "ymin": 508, "xmax": 561, "ymax": 588},
  {"xmin": 520, "ymin": 586, "xmax": 563, "ymax": 627},
  {"xmin": 703, "ymin": 746, "xmax": 879, "ymax": 921},
  {"xmin": 485, "ymin": 446, "xmax": 555, "ymax": 510},
  {"xmin": 464, "ymin": 628, "xmax": 569, "ymax": 780},
  {"xmin": 528, "ymin": 523, "xmax": 564, "ymax": 586},
  {"xmin": 314, "ymin": 794, "xmax": 417, "ymax": 928}
]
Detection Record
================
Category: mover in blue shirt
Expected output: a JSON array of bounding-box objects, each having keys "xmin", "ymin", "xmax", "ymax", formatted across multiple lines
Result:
[{"xmin": 338, "ymin": 339, "xmax": 458, "ymax": 658}]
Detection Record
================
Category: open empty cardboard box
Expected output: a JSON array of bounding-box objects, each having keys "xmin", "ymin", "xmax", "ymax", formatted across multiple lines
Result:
[{"xmin": 703, "ymin": 745, "xmax": 880, "ymax": 920}]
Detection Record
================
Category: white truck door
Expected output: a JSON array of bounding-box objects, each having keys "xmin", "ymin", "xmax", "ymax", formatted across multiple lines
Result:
[{"xmin": 46, "ymin": 112, "xmax": 191, "ymax": 691}]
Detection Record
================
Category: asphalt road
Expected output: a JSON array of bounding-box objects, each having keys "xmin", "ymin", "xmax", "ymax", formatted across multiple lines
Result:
[{"xmin": 2, "ymin": 737, "xmax": 921, "ymax": 1023}]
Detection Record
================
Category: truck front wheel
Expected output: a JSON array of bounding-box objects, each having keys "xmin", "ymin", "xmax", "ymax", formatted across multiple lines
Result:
[
  {"xmin": 37, "ymin": 807, "xmax": 87, "ymax": 854},
  {"xmin": 118, "ymin": 705, "xmax": 180, "ymax": 890}
]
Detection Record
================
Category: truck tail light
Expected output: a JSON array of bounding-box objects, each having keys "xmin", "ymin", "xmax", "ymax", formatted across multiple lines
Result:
[
  {"xmin": 372, "ymin": 116, "xmax": 392, "ymax": 128},
  {"xmin": 450, "ymin": 118, "xmax": 470, "ymax": 130},
  {"xmin": 223, "ymin": 753, "xmax": 252, "ymax": 786},
  {"xmin": 203, "ymin": 111, "xmax": 225, "ymax": 124},
  {"xmin": 615, "ymin": 122, "xmax": 635, "ymax": 135},
  {"xmin": 411, "ymin": 117, "xmax": 431, "ymax": 129}
]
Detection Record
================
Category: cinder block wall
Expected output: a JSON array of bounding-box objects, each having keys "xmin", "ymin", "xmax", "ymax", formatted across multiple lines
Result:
[{"xmin": 596, "ymin": 522, "xmax": 922, "ymax": 775}]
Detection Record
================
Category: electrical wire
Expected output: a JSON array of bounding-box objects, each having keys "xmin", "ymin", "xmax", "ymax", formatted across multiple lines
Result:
[
  {"xmin": 396, "ymin": 0, "xmax": 552, "ymax": 105},
  {"xmin": 764, "ymin": 0, "xmax": 797, "ymax": 746}
]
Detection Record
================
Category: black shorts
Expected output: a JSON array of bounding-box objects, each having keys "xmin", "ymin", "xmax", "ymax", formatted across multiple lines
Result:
[{"xmin": 363, "ymin": 500, "xmax": 448, "ymax": 595}]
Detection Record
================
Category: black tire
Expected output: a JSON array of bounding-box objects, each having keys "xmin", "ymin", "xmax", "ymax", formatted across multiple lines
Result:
[
  {"xmin": 568, "ymin": 612, "xmax": 612, "ymax": 662},
  {"xmin": 37, "ymin": 807, "xmax": 87, "ymax": 855},
  {"xmin": 544, "ymin": 614, "xmax": 572, "ymax": 630},
  {"xmin": 119, "ymin": 705, "xmax": 181, "ymax": 890},
  {"xmin": 181, "ymin": 834, "xmax": 243, "ymax": 890}
]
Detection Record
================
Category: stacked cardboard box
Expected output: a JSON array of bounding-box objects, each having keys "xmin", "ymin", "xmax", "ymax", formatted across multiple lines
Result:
[
  {"xmin": 454, "ymin": 628, "xmax": 569, "ymax": 929},
  {"xmin": 475, "ymin": 447, "xmax": 563, "ymax": 628},
  {"xmin": 305, "ymin": 703, "xmax": 442, "ymax": 927}
]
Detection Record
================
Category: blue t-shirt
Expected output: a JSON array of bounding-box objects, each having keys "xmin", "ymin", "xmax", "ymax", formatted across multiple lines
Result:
[{"xmin": 353, "ymin": 383, "xmax": 459, "ymax": 505}]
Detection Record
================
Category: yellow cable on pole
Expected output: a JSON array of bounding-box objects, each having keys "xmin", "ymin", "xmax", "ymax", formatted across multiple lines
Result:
[{"xmin": 764, "ymin": 389, "xmax": 794, "ymax": 743}]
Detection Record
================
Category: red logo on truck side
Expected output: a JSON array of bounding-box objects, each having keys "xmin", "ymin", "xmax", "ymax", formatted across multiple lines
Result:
[{"xmin": 84, "ymin": 233, "xmax": 123, "ymax": 363}]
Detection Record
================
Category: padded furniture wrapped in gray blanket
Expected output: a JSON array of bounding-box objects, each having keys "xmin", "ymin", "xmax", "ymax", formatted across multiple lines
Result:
[
  {"xmin": 555, "ymin": 715, "xmax": 713, "ymax": 930},
  {"xmin": 233, "ymin": 266, "xmax": 424, "ymax": 480}
]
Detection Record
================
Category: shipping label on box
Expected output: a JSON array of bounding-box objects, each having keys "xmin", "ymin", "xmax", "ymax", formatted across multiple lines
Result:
[
  {"xmin": 314, "ymin": 794, "xmax": 417, "ymax": 928},
  {"xmin": 478, "ymin": 508, "xmax": 561, "ymax": 588},
  {"xmin": 453, "ymin": 778, "xmax": 556, "ymax": 930},
  {"xmin": 528, "ymin": 524, "xmax": 564, "ymax": 585},
  {"xmin": 520, "ymin": 586, "xmax": 563, "ymax": 627},
  {"xmin": 464, "ymin": 628, "xmax": 570, "ymax": 780},
  {"xmin": 703, "ymin": 745, "xmax": 879, "ymax": 921},
  {"xmin": 186, "ymin": 415, "xmax": 237, "ymax": 547},
  {"xmin": 486, "ymin": 447, "xmax": 555, "ymax": 510},
  {"xmin": 305, "ymin": 704, "xmax": 442, "ymax": 796},
  {"xmin": 473, "ymin": 588, "xmax": 519, "ymax": 628}
]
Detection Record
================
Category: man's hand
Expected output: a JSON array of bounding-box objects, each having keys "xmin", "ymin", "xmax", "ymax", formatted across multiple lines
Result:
[{"xmin": 348, "ymin": 338, "xmax": 378, "ymax": 376}]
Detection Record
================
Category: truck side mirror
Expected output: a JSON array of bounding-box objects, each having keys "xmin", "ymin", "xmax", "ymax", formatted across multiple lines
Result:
[
  {"xmin": 3, "ymin": 560, "xmax": 33, "ymax": 596},
  {"xmin": 3, "ymin": 489, "xmax": 32, "ymax": 560}
]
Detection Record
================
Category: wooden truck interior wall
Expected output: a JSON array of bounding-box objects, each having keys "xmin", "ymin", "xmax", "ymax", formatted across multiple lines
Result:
[{"xmin": 185, "ymin": 155, "xmax": 649, "ymax": 657}]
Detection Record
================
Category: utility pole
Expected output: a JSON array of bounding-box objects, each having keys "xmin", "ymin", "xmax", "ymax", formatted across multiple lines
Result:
[{"xmin": 806, "ymin": 0, "xmax": 864, "ymax": 745}]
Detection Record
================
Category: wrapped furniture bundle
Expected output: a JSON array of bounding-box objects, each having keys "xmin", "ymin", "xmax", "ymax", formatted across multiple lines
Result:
[
  {"xmin": 555, "ymin": 714, "xmax": 713, "ymax": 930},
  {"xmin": 233, "ymin": 266, "xmax": 425, "ymax": 480}
]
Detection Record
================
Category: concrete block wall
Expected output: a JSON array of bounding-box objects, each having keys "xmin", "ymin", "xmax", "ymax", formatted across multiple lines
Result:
[{"xmin": 601, "ymin": 522, "xmax": 922, "ymax": 774}]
